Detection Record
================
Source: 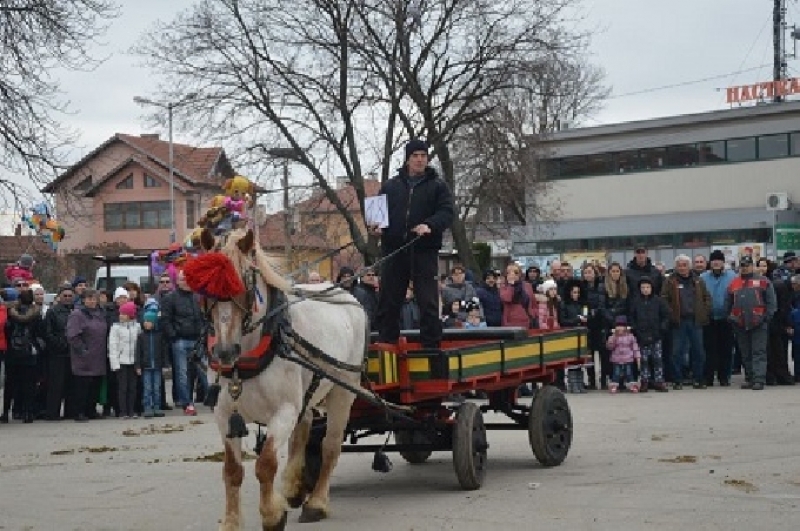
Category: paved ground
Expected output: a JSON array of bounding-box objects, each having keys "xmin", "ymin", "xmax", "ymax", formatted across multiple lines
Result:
[{"xmin": 1, "ymin": 377, "xmax": 799, "ymax": 531}]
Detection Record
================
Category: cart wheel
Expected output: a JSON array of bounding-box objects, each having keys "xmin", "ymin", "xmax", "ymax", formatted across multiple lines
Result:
[
  {"xmin": 452, "ymin": 402, "xmax": 488, "ymax": 490},
  {"xmin": 528, "ymin": 385, "xmax": 572, "ymax": 467},
  {"xmin": 394, "ymin": 430, "xmax": 433, "ymax": 464}
]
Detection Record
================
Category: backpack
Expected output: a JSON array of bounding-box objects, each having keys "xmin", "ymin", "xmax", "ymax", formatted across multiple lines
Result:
[{"xmin": 9, "ymin": 322, "xmax": 33, "ymax": 357}]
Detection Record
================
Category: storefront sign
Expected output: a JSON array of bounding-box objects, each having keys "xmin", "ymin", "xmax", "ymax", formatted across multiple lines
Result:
[
  {"xmin": 776, "ymin": 224, "xmax": 800, "ymax": 254},
  {"xmin": 726, "ymin": 78, "xmax": 800, "ymax": 104}
]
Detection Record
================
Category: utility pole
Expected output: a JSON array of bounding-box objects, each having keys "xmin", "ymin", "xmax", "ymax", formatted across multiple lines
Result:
[
  {"xmin": 281, "ymin": 159, "xmax": 292, "ymax": 271},
  {"xmin": 774, "ymin": 0, "xmax": 787, "ymax": 102}
]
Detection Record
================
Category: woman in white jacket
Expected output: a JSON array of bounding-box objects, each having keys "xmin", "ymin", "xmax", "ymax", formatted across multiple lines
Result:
[{"xmin": 108, "ymin": 302, "xmax": 141, "ymax": 418}]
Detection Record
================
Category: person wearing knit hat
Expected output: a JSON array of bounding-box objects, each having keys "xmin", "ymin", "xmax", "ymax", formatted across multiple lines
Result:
[
  {"xmin": 136, "ymin": 301, "xmax": 166, "ymax": 418},
  {"xmin": 113, "ymin": 286, "xmax": 129, "ymax": 304},
  {"xmin": 109, "ymin": 301, "xmax": 142, "ymax": 418},
  {"xmin": 368, "ymin": 138, "xmax": 454, "ymax": 350},
  {"xmin": 699, "ymin": 251, "xmax": 736, "ymax": 387}
]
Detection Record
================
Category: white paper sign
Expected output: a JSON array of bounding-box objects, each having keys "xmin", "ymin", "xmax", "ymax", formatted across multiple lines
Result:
[{"xmin": 364, "ymin": 194, "xmax": 389, "ymax": 228}]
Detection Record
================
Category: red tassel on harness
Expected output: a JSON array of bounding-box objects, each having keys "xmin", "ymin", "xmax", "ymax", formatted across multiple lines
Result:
[{"xmin": 183, "ymin": 253, "xmax": 245, "ymax": 299}]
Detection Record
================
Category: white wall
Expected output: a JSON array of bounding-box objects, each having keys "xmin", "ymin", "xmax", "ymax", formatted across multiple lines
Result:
[{"xmin": 541, "ymin": 157, "xmax": 800, "ymax": 220}]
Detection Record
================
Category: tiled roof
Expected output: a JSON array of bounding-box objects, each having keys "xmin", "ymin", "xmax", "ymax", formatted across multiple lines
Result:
[
  {"xmin": 298, "ymin": 179, "xmax": 382, "ymax": 213},
  {"xmin": 117, "ymin": 134, "xmax": 226, "ymax": 185},
  {"xmin": 257, "ymin": 180, "xmax": 382, "ymax": 250},
  {"xmin": 42, "ymin": 133, "xmax": 231, "ymax": 193},
  {"xmin": 83, "ymin": 156, "xmax": 194, "ymax": 197},
  {"xmin": 258, "ymin": 213, "xmax": 331, "ymax": 251}
]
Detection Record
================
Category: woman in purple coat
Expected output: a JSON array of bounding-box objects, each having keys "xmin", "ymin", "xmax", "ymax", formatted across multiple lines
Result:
[{"xmin": 66, "ymin": 289, "xmax": 108, "ymax": 422}]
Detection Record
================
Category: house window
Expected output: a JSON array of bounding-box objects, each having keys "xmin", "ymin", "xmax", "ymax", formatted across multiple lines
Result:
[
  {"xmin": 104, "ymin": 201, "xmax": 171, "ymax": 230},
  {"xmin": 186, "ymin": 199, "xmax": 196, "ymax": 228},
  {"xmin": 74, "ymin": 176, "xmax": 92, "ymax": 191},
  {"xmin": 116, "ymin": 174, "xmax": 134, "ymax": 189},
  {"xmin": 144, "ymin": 174, "xmax": 161, "ymax": 188}
]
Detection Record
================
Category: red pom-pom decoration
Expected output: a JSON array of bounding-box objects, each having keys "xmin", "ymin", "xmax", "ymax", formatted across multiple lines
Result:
[{"xmin": 182, "ymin": 253, "xmax": 245, "ymax": 299}]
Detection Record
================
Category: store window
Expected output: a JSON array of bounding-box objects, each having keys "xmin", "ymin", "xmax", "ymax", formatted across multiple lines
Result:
[
  {"xmin": 560, "ymin": 156, "xmax": 587, "ymax": 178},
  {"xmin": 698, "ymin": 141, "xmax": 725, "ymax": 164},
  {"xmin": 665, "ymin": 144, "xmax": 698, "ymax": 167},
  {"xmin": 790, "ymin": 132, "xmax": 800, "ymax": 156},
  {"xmin": 726, "ymin": 137, "xmax": 756, "ymax": 162},
  {"xmin": 640, "ymin": 147, "xmax": 667, "ymax": 170},
  {"xmin": 585, "ymin": 153, "xmax": 613, "ymax": 175},
  {"xmin": 614, "ymin": 151, "xmax": 640, "ymax": 173},
  {"xmin": 758, "ymin": 134, "xmax": 789, "ymax": 159}
]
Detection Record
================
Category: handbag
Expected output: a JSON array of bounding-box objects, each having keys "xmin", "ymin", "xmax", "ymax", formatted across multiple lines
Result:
[{"xmin": 523, "ymin": 305, "xmax": 538, "ymax": 329}]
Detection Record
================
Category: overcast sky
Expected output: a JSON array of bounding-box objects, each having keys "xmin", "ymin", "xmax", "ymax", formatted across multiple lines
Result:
[{"xmin": 41, "ymin": 0, "xmax": 800, "ymax": 184}]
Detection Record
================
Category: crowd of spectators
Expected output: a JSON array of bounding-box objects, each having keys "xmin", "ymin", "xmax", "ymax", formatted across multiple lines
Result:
[{"xmin": 1, "ymin": 271, "xmax": 207, "ymax": 424}]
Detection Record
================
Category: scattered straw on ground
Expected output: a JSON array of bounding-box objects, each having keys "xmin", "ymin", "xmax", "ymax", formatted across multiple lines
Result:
[
  {"xmin": 658, "ymin": 455, "xmax": 697, "ymax": 464},
  {"xmin": 51, "ymin": 446, "xmax": 118, "ymax": 456},
  {"xmin": 184, "ymin": 451, "xmax": 256, "ymax": 462},
  {"xmin": 188, "ymin": 420, "xmax": 204, "ymax": 425},
  {"xmin": 122, "ymin": 424, "xmax": 186, "ymax": 437},
  {"xmin": 651, "ymin": 434, "xmax": 669, "ymax": 442},
  {"xmin": 723, "ymin": 479, "xmax": 758, "ymax": 493}
]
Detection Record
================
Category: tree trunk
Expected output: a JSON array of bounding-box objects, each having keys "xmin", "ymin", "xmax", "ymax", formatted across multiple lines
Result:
[{"xmin": 436, "ymin": 146, "xmax": 478, "ymax": 274}]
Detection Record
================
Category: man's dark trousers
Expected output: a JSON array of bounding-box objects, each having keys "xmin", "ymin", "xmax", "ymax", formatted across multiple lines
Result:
[
  {"xmin": 703, "ymin": 319, "xmax": 733, "ymax": 385},
  {"xmin": 376, "ymin": 247, "xmax": 441, "ymax": 348},
  {"xmin": 734, "ymin": 324, "xmax": 768, "ymax": 385}
]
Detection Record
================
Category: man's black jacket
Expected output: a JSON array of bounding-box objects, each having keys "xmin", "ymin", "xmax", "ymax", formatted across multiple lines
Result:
[{"xmin": 379, "ymin": 166, "xmax": 454, "ymax": 252}]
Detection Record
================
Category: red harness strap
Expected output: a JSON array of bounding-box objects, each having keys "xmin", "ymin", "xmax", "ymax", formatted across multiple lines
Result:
[{"xmin": 208, "ymin": 334, "xmax": 274, "ymax": 375}]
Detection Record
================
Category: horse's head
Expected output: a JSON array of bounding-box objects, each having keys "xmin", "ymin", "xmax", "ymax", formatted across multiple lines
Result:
[{"xmin": 187, "ymin": 227, "xmax": 289, "ymax": 365}]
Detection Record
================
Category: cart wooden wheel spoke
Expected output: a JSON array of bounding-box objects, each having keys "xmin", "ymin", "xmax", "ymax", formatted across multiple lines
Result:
[
  {"xmin": 528, "ymin": 385, "xmax": 573, "ymax": 467},
  {"xmin": 394, "ymin": 430, "xmax": 433, "ymax": 464},
  {"xmin": 452, "ymin": 402, "xmax": 488, "ymax": 490}
]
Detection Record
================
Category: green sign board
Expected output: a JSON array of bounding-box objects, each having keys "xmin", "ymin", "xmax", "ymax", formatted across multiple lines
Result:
[{"xmin": 776, "ymin": 224, "xmax": 800, "ymax": 253}]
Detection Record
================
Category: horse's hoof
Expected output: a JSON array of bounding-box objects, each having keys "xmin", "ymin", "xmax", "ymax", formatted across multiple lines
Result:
[
  {"xmin": 262, "ymin": 510, "xmax": 288, "ymax": 531},
  {"xmin": 299, "ymin": 505, "xmax": 327, "ymax": 523},
  {"xmin": 286, "ymin": 494, "xmax": 305, "ymax": 509}
]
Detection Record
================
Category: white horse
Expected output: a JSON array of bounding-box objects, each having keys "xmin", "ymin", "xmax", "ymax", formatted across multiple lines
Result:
[{"xmin": 193, "ymin": 228, "xmax": 367, "ymax": 531}]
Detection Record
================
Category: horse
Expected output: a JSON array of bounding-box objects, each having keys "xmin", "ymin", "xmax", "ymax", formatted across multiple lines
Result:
[{"xmin": 188, "ymin": 227, "xmax": 368, "ymax": 531}]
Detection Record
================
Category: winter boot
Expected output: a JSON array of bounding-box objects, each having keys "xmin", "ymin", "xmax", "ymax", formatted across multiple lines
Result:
[{"xmin": 639, "ymin": 380, "xmax": 648, "ymax": 393}]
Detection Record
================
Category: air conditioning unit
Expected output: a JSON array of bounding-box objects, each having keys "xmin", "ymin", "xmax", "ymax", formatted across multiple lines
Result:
[{"xmin": 766, "ymin": 192, "xmax": 790, "ymax": 211}]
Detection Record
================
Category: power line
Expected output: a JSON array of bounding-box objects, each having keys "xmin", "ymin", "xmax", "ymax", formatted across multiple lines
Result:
[
  {"xmin": 726, "ymin": 14, "xmax": 773, "ymax": 88},
  {"xmin": 607, "ymin": 63, "xmax": 774, "ymax": 100}
]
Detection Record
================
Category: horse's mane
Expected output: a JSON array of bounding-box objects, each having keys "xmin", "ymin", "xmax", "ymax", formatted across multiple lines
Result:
[{"xmin": 221, "ymin": 228, "xmax": 290, "ymax": 293}]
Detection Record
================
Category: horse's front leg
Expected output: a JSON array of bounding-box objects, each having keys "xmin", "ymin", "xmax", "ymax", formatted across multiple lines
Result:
[
  {"xmin": 300, "ymin": 386, "xmax": 356, "ymax": 523},
  {"xmin": 256, "ymin": 403, "xmax": 296, "ymax": 531},
  {"xmin": 281, "ymin": 412, "xmax": 312, "ymax": 508},
  {"xmin": 220, "ymin": 439, "xmax": 244, "ymax": 531}
]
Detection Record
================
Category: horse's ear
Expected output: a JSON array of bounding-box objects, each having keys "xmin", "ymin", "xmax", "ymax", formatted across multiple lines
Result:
[
  {"xmin": 237, "ymin": 229, "xmax": 255, "ymax": 254},
  {"xmin": 200, "ymin": 228, "xmax": 216, "ymax": 251}
]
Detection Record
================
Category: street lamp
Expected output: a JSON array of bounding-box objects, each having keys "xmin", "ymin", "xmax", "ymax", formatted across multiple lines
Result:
[
  {"xmin": 133, "ymin": 93, "xmax": 196, "ymax": 244},
  {"xmin": 267, "ymin": 147, "xmax": 304, "ymax": 271}
]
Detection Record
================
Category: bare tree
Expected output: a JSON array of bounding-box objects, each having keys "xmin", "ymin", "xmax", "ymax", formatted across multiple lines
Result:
[
  {"xmin": 136, "ymin": 0, "xmax": 598, "ymax": 271},
  {"xmin": 0, "ymin": 0, "xmax": 118, "ymax": 210},
  {"xmin": 452, "ymin": 55, "xmax": 608, "ymax": 242}
]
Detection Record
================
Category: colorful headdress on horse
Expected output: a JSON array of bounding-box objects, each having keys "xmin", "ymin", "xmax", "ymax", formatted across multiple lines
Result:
[
  {"xmin": 197, "ymin": 175, "xmax": 255, "ymax": 236},
  {"xmin": 183, "ymin": 252, "xmax": 245, "ymax": 299}
]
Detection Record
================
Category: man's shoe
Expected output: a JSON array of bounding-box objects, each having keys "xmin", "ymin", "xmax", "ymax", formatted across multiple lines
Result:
[
  {"xmin": 752, "ymin": 382, "xmax": 765, "ymax": 391},
  {"xmin": 639, "ymin": 381, "xmax": 648, "ymax": 393},
  {"xmin": 0, "ymin": 414, "xmax": 9, "ymax": 424},
  {"xmin": 162, "ymin": 404, "xmax": 173, "ymax": 410},
  {"xmin": 719, "ymin": 380, "xmax": 730, "ymax": 387},
  {"xmin": 154, "ymin": 410, "xmax": 165, "ymax": 417},
  {"xmin": 75, "ymin": 414, "xmax": 89, "ymax": 422},
  {"xmin": 143, "ymin": 411, "xmax": 154, "ymax": 419},
  {"xmin": 672, "ymin": 383, "xmax": 683, "ymax": 390},
  {"xmin": 741, "ymin": 382, "xmax": 753, "ymax": 389},
  {"xmin": 693, "ymin": 382, "xmax": 707, "ymax": 390},
  {"xmin": 654, "ymin": 382, "xmax": 669, "ymax": 392},
  {"xmin": 777, "ymin": 378, "xmax": 795, "ymax": 386}
]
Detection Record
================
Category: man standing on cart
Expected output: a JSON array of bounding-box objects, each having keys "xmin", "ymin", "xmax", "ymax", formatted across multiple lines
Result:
[{"xmin": 372, "ymin": 139, "xmax": 455, "ymax": 349}]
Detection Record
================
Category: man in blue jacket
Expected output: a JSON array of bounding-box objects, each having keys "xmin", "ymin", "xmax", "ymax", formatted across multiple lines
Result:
[
  {"xmin": 700, "ymin": 250, "xmax": 736, "ymax": 386},
  {"xmin": 371, "ymin": 139, "xmax": 455, "ymax": 348}
]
